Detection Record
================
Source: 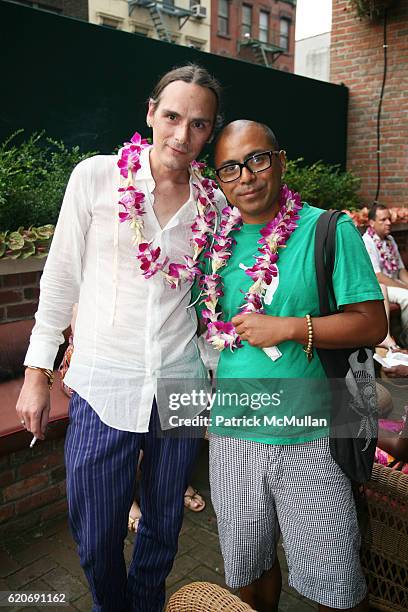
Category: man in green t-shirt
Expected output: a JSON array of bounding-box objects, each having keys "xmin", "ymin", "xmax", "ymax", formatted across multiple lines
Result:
[{"xmin": 203, "ymin": 120, "xmax": 387, "ymax": 612}]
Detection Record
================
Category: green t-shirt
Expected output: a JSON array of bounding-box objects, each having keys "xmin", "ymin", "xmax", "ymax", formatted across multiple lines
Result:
[{"xmin": 195, "ymin": 204, "xmax": 383, "ymax": 444}]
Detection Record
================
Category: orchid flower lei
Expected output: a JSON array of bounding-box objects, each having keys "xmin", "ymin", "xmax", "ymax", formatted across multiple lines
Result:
[
  {"xmin": 367, "ymin": 226, "xmax": 399, "ymax": 275},
  {"xmin": 117, "ymin": 132, "xmax": 219, "ymax": 289},
  {"xmin": 118, "ymin": 133, "xmax": 302, "ymax": 353},
  {"xmin": 200, "ymin": 185, "xmax": 302, "ymax": 351}
]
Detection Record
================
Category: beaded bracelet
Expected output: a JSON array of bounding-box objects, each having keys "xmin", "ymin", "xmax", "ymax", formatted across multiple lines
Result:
[
  {"xmin": 303, "ymin": 314, "xmax": 314, "ymax": 362},
  {"xmin": 25, "ymin": 366, "xmax": 54, "ymax": 390}
]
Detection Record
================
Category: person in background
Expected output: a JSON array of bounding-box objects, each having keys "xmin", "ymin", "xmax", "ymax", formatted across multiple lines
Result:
[
  {"xmin": 363, "ymin": 203, "xmax": 408, "ymax": 346},
  {"xmin": 377, "ymin": 284, "xmax": 399, "ymax": 350},
  {"xmin": 376, "ymin": 405, "xmax": 408, "ymax": 473}
]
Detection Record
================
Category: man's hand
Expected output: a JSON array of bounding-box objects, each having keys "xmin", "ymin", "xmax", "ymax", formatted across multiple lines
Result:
[
  {"xmin": 231, "ymin": 313, "xmax": 290, "ymax": 348},
  {"xmin": 376, "ymin": 271, "xmax": 408, "ymax": 289},
  {"xmin": 16, "ymin": 369, "xmax": 51, "ymax": 440},
  {"xmin": 382, "ymin": 364, "xmax": 408, "ymax": 378}
]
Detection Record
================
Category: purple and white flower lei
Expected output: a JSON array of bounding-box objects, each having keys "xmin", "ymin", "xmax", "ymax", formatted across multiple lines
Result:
[
  {"xmin": 118, "ymin": 132, "xmax": 302, "ymax": 352},
  {"xmin": 367, "ymin": 226, "xmax": 399, "ymax": 275},
  {"xmin": 200, "ymin": 185, "xmax": 302, "ymax": 351},
  {"xmin": 117, "ymin": 132, "xmax": 218, "ymax": 290}
]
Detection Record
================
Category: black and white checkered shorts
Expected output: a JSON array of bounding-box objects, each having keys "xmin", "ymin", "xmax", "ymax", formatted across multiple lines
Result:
[{"xmin": 209, "ymin": 434, "xmax": 367, "ymax": 609}]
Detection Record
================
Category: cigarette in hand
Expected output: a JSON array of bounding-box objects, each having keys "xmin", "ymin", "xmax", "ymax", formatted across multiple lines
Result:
[{"xmin": 29, "ymin": 436, "xmax": 38, "ymax": 448}]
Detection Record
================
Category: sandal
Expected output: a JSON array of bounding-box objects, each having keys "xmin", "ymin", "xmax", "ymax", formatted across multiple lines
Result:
[
  {"xmin": 184, "ymin": 487, "xmax": 206, "ymax": 513},
  {"xmin": 128, "ymin": 501, "xmax": 141, "ymax": 533}
]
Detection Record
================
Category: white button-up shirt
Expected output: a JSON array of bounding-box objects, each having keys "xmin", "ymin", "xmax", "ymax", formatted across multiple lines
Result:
[{"xmin": 25, "ymin": 146, "xmax": 225, "ymax": 432}]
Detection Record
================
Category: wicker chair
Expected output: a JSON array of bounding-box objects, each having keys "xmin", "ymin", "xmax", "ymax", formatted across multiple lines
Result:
[
  {"xmin": 165, "ymin": 582, "xmax": 255, "ymax": 611},
  {"xmin": 359, "ymin": 463, "xmax": 408, "ymax": 611}
]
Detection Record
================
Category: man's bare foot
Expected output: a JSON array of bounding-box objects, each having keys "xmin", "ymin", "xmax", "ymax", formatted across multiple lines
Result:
[
  {"xmin": 128, "ymin": 500, "xmax": 141, "ymax": 532},
  {"xmin": 184, "ymin": 486, "xmax": 206, "ymax": 512}
]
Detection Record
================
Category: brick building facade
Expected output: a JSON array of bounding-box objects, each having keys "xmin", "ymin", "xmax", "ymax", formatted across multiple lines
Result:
[
  {"xmin": 331, "ymin": 0, "xmax": 408, "ymax": 208},
  {"xmin": 211, "ymin": 0, "xmax": 296, "ymax": 70},
  {"xmin": 88, "ymin": 0, "xmax": 211, "ymax": 52},
  {"xmin": 8, "ymin": 0, "xmax": 88, "ymax": 20}
]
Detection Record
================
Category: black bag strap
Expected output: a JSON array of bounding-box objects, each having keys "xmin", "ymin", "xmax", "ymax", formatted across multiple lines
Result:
[
  {"xmin": 315, "ymin": 210, "xmax": 358, "ymax": 375},
  {"xmin": 314, "ymin": 211, "xmax": 345, "ymax": 316}
]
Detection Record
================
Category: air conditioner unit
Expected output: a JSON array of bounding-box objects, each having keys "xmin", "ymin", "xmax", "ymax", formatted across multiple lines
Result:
[{"xmin": 192, "ymin": 4, "xmax": 207, "ymax": 19}]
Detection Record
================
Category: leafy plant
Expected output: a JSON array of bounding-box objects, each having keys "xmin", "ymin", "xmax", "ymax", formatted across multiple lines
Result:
[
  {"xmin": 350, "ymin": 0, "xmax": 394, "ymax": 20},
  {"xmin": 0, "ymin": 132, "xmax": 365, "ymax": 261},
  {"xmin": 0, "ymin": 130, "xmax": 97, "ymax": 233},
  {"xmin": 0, "ymin": 225, "xmax": 55, "ymax": 260},
  {"xmin": 283, "ymin": 158, "xmax": 362, "ymax": 211}
]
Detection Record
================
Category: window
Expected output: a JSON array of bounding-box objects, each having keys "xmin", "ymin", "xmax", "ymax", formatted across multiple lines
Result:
[
  {"xmin": 259, "ymin": 10, "xmax": 268, "ymax": 43},
  {"xmin": 189, "ymin": 0, "xmax": 200, "ymax": 7},
  {"xmin": 101, "ymin": 16, "xmax": 120, "ymax": 29},
  {"xmin": 186, "ymin": 37, "xmax": 205, "ymax": 50},
  {"xmin": 241, "ymin": 5, "xmax": 252, "ymax": 38},
  {"xmin": 98, "ymin": 12, "xmax": 123, "ymax": 29},
  {"xmin": 163, "ymin": 0, "xmax": 175, "ymax": 6},
  {"xmin": 279, "ymin": 17, "xmax": 290, "ymax": 51},
  {"xmin": 133, "ymin": 25, "xmax": 150, "ymax": 36},
  {"xmin": 218, "ymin": 0, "xmax": 229, "ymax": 36}
]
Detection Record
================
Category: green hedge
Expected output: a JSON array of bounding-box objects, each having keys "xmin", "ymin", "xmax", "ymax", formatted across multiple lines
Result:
[
  {"xmin": 0, "ymin": 130, "xmax": 97, "ymax": 232},
  {"xmin": 284, "ymin": 158, "xmax": 361, "ymax": 211},
  {"xmin": 0, "ymin": 132, "xmax": 362, "ymax": 260}
]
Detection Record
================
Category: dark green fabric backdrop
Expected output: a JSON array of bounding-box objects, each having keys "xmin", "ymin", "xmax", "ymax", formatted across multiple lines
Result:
[{"xmin": 0, "ymin": 1, "xmax": 348, "ymax": 166}]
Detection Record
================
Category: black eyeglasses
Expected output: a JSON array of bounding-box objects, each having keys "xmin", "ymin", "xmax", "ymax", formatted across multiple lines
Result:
[{"xmin": 216, "ymin": 150, "xmax": 281, "ymax": 183}]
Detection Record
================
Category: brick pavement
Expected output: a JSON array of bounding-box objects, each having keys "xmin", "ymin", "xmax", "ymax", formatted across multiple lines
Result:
[
  {"xmin": 1, "ymin": 440, "xmax": 385, "ymax": 612},
  {"xmin": 0, "ymin": 504, "xmax": 315, "ymax": 612}
]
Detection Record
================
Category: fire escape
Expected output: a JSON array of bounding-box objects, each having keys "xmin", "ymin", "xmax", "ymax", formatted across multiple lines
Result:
[
  {"xmin": 237, "ymin": 36, "xmax": 285, "ymax": 68},
  {"xmin": 238, "ymin": 0, "xmax": 295, "ymax": 68},
  {"xmin": 128, "ymin": 0, "xmax": 201, "ymax": 43}
]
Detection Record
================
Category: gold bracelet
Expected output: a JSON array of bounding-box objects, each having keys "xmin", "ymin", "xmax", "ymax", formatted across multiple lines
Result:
[
  {"xmin": 25, "ymin": 366, "xmax": 54, "ymax": 390},
  {"xmin": 303, "ymin": 314, "xmax": 314, "ymax": 362}
]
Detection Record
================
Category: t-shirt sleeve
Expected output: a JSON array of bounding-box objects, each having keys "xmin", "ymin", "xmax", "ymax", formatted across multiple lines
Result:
[
  {"xmin": 332, "ymin": 218, "xmax": 384, "ymax": 307},
  {"xmin": 362, "ymin": 232, "xmax": 381, "ymax": 274}
]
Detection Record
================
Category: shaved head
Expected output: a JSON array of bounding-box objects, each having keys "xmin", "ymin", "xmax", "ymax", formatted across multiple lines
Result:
[
  {"xmin": 215, "ymin": 120, "xmax": 279, "ymax": 152},
  {"xmin": 213, "ymin": 119, "xmax": 285, "ymax": 224}
]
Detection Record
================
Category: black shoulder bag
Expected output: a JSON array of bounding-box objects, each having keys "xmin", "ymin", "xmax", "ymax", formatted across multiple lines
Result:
[{"xmin": 314, "ymin": 210, "xmax": 378, "ymax": 483}]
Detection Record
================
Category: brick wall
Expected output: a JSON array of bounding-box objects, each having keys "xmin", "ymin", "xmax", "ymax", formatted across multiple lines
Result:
[
  {"xmin": 211, "ymin": 0, "xmax": 296, "ymax": 70},
  {"xmin": 0, "ymin": 271, "xmax": 42, "ymax": 324},
  {"xmin": 0, "ymin": 438, "xmax": 67, "ymax": 538},
  {"xmin": 10, "ymin": 0, "xmax": 88, "ymax": 20},
  {"xmin": 330, "ymin": 0, "xmax": 408, "ymax": 208}
]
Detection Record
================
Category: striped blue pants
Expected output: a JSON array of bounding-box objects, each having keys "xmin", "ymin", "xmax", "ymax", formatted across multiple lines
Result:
[{"xmin": 65, "ymin": 393, "xmax": 201, "ymax": 612}]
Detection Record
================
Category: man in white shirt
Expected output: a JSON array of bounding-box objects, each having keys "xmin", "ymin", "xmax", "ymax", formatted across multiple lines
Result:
[
  {"xmin": 16, "ymin": 64, "xmax": 224, "ymax": 612},
  {"xmin": 363, "ymin": 203, "xmax": 408, "ymax": 346}
]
